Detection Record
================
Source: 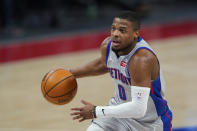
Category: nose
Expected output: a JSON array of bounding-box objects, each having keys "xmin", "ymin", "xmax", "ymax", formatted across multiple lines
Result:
[{"xmin": 111, "ymin": 30, "xmax": 120, "ymax": 37}]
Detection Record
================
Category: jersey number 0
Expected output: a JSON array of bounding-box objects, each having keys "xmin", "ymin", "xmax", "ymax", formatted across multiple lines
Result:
[{"xmin": 118, "ymin": 84, "xmax": 127, "ymax": 100}]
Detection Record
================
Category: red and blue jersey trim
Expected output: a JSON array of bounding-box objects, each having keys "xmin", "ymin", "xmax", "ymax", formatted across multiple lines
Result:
[{"xmin": 151, "ymin": 77, "xmax": 173, "ymax": 131}]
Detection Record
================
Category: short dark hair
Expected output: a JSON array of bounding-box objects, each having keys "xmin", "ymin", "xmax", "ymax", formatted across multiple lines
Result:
[{"xmin": 115, "ymin": 11, "xmax": 141, "ymax": 31}]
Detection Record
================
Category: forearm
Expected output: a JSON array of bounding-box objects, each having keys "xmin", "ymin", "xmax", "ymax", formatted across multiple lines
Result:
[
  {"xmin": 95, "ymin": 86, "xmax": 150, "ymax": 119},
  {"xmin": 70, "ymin": 58, "xmax": 108, "ymax": 78}
]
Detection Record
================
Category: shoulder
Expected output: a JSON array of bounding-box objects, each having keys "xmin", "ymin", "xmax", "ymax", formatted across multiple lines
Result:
[
  {"xmin": 129, "ymin": 49, "xmax": 158, "ymax": 78},
  {"xmin": 131, "ymin": 49, "xmax": 157, "ymax": 65},
  {"xmin": 100, "ymin": 36, "xmax": 111, "ymax": 50},
  {"xmin": 100, "ymin": 36, "xmax": 111, "ymax": 65}
]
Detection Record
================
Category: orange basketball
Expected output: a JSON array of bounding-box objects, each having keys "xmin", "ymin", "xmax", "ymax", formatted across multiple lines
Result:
[{"xmin": 41, "ymin": 68, "xmax": 77, "ymax": 105}]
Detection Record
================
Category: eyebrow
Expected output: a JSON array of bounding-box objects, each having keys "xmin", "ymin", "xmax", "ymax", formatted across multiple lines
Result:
[
  {"xmin": 120, "ymin": 23, "xmax": 129, "ymax": 27},
  {"xmin": 111, "ymin": 24, "xmax": 128, "ymax": 28},
  {"xmin": 119, "ymin": 26, "xmax": 127, "ymax": 29}
]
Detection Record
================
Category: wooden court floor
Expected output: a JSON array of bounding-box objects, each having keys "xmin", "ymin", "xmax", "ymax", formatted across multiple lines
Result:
[{"xmin": 0, "ymin": 35, "xmax": 197, "ymax": 131}]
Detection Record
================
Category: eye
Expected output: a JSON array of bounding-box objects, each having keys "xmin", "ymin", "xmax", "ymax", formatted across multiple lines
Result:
[
  {"xmin": 111, "ymin": 26, "xmax": 115, "ymax": 31},
  {"xmin": 119, "ymin": 28, "xmax": 126, "ymax": 33}
]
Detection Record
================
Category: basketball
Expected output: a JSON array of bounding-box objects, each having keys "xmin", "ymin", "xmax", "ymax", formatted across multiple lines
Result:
[{"xmin": 41, "ymin": 68, "xmax": 77, "ymax": 105}]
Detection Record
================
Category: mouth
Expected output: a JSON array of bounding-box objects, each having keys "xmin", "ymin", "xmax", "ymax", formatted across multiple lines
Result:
[{"xmin": 112, "ymin": 40, "xmax": 121, "ymax": 47}]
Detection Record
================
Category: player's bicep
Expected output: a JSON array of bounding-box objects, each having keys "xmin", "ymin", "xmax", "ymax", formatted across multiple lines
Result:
[{"xmin": 129, "ymin": 51, "xmax": 153, "ymax": 87}]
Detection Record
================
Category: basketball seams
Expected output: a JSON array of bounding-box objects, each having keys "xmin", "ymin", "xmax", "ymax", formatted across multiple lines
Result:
[
  {"xmin": 41, "ymin": 71, "xmax": 51, "ymax": 91},
  {"xmin": 48, "ymin": 86, "xmax": 77, "ymax": 98},
  {"xmin": 44, "ymin": 75, "xmax": 74, "ymax": 97},
  {"xmin": 43, "ymin": 69, "xmax": 65, "ymax": 94}
]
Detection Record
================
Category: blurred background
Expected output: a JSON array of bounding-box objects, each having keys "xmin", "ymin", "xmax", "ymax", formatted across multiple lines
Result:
[
  {"xmin": 0, "ymin": 0, "xmax": 197, "ymax": 131},
  {"xmin": 0, "ymin": 0, "xmax": 197, "ymax": 42}
]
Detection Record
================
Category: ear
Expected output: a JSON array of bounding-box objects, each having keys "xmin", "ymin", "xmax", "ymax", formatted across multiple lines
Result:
[{"xmin": 134, "ymin": 30, "xmax": 139, "ymax": 40}]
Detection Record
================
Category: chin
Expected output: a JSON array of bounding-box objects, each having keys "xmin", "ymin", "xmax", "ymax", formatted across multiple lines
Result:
[{"xmin": 112, "ymin": 46, "xmax": 120, "ymax": 52}]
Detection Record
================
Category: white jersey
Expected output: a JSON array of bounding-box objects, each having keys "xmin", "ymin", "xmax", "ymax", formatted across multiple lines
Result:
[{"xmin": 105, "ymin": 37, "xmax": 172, "ymax": 130}]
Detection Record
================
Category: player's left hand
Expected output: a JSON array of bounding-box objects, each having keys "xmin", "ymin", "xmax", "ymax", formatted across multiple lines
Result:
[{"xmin": 70, "ymin": 99, "xmax": 95, "ymax": 122}]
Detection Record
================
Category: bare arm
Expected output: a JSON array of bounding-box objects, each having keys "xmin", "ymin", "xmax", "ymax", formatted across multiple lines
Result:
[
  {"xmin": 129, "ymin": 49, "xmax": 159, "ymax": 87},
  {"xmin": 70, "ymin": 37, "xmax": 111, "ymax": 78},
  {"xmin": 70, "ymin": 58, "xmax": 107, "ymax": 78}
]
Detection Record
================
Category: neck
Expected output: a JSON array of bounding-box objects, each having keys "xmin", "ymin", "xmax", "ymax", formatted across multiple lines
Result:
[{"xmin": 117, "ymin": 40, "xmax": 137, "ymax": 56}]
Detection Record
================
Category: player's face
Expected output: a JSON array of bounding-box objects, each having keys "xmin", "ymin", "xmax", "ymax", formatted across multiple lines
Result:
[{"xmin": 110, "ymin": 18, "xmax": 138, "ymax": 54}]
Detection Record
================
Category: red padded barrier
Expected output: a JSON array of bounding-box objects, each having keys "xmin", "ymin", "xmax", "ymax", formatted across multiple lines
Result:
[{"xmin": 0, "ymin": 20, "xmax": 197, "ymax": 63}]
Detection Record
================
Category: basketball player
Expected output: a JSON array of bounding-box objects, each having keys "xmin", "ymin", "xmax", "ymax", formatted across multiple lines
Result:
[{"xmin": 70, "ymin": 11, "xmax": 172, "ymax": 131}]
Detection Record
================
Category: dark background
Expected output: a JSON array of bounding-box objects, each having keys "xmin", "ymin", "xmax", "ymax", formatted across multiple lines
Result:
[{"xmin": 0, "ymin": 0, "xmax": 197, "ymax": 43}]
